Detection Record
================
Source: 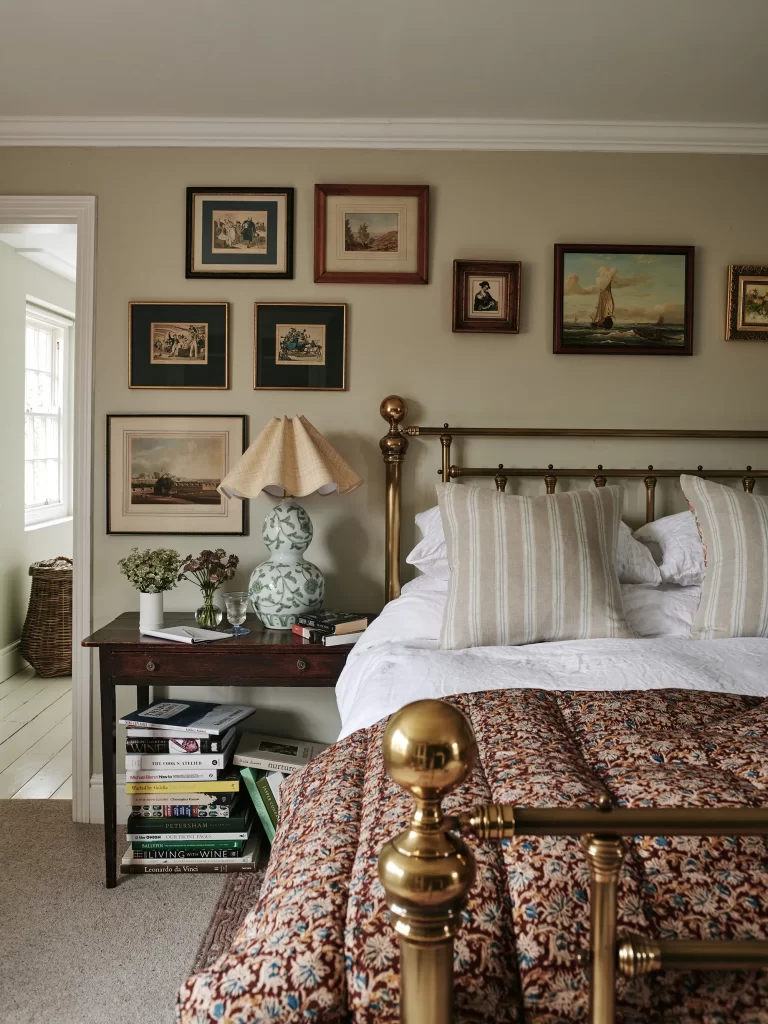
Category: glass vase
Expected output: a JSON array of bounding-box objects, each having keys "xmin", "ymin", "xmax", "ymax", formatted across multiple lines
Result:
[{"xmin": 195, "ymin": 593, "xmax": 223, "ymax": 628}]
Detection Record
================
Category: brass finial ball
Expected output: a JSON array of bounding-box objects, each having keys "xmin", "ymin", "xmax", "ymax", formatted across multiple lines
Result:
[
  {"xmin": 380, "ymin": 395, "xmax": 407, "ymax": 425},
  {"xmin": 382, "ymin": 699, "xmax": 477, "ymax": 800}
]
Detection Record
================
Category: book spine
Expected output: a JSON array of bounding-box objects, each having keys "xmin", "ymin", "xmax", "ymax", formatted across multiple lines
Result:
[
  {"xmin": 295, "ymin": 617, "xmax": 335, "ymax": 634},
  {"xmin": 124, "ymin": 752, "xmax": 231, "ymax": 770},
  {"xmin": 291, "ymin": 625, "xmax": 324, "ymax": 641},
  {"xmin": 125, "ymin": 780, "xmax": 240, "ymax": 794},
  {"xmin": 129, "ymin": 805, "xmax": 232, "ymax": 818},
  {"xmin": 126, "ymin": 829, "xmax": 250, "ymax": 842},
  {"xmin": 126, "ymin": 813, "xmax": 250, "ymax": 833},
  {"xmin": 121, "ymin": 861, "xmax": 255, "ymax": 874},
  {"xmin": 125, "ymin": 736, "xmax": 221, "ymax": 753},
  {"xmin": 255, "ymin": 777, "xmax": 279, "ymax": 828},
  {"xmin": 126, "ymin": 769, "xmax": 220, "ymax": 782},
  {"xmin": 234, "ymin": 755, "xmax": 300, "ymax": 775},
  {"xmin": 240, "ymin": 770, "xmax": 276, "ymax": 843},
  {"xmin": 132, "ymin": 842, "xmax": 244, "ymax": 854},
  {"xmin": 120, "ymin": 719, "xmax": 210, "ymax": 736}
]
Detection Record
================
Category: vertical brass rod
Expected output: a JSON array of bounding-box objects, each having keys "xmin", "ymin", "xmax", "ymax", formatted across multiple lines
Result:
[
  {"xmin": 380, "ymin": 396, "xmax": 408, "ymax": 603},
  {"xmin": 644, "ymin": 473, "xmax": 657, "ymax": 523},
  {"xmin": 440, "ymin": 431, "xmax": 452, "ymax": 483},
  {"xmin": 581, "ymin": 835, "xmax": 626, "ymax": 1024},
  {"xmin": 400, "ymin": 941, "xmax": 454, "ymax": 1024}
]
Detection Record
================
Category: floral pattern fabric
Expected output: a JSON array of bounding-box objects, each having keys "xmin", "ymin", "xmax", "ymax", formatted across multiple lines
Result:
[{"xmin": 177, "ymin": 689, "xmax": 768, "ymax": 1024}]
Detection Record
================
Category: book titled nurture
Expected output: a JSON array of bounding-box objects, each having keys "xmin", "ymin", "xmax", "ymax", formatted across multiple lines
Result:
[{"xmin": 234, "ymin": 732, "xmax": 327, "ymax": 774}]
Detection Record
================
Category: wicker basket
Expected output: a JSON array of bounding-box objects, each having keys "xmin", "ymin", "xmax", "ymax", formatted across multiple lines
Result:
[{"xmin": 20, "ymin": 557, "xmax": 73, "ymax": 678}]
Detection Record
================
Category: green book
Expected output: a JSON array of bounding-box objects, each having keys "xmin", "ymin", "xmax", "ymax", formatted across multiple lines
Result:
[
  {"xmin": 255, "ymin": 776, "xmax": 279, "ymax": 828},
  {"xmin": 131, "ymin": 838, "xmax": 245, "ymax": 852},
  {"xmin": 240, "ymin": 768, "xmax": 276, "ymax": 843},
  {"xmin": 126, "ymin": 798, "xmax": 252, "ymax": 834}
]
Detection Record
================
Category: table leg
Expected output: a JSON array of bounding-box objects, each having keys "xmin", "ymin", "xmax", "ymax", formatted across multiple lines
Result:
[
  {"xmin": 99, "ymin": 656, "xmax": 118, "ymax": 888},
  {"xmin": 136, "ymin": 685, "xmax": 150, "ymax": 711}
]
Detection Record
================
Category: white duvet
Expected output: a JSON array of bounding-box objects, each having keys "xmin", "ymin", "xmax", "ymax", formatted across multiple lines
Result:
[{"xmin": 335, "ymin": 577, "xmax": 768, "ymax": 739}]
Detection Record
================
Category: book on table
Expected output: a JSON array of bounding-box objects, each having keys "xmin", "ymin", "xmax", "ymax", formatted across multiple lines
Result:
[
  {"xmin": 124, "ymin": 729, "xmax": 236, "ymax": 771},
  {"xmin": 294, "ymin": 610, "xmax": 372, "ymax": 635},
  {"xmin": 119, "ymin": 700, "xmax": 256, "ymax": 735},
  {"xmin": 234, "ymin": 732, "xmax": 327, "ymax": 775},
  {"xmin": 137, "ymin": 626, "xmax": 231, "ymax": 644}
]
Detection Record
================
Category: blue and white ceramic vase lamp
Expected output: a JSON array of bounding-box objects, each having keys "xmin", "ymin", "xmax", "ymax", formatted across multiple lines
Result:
[{"xmin": 217, "ymin": 415, "xmax": 362, "ymax": 629}]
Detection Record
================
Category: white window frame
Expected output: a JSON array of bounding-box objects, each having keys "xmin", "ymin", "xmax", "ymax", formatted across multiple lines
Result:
[{"xmin": 24, "ymin": 301, "xmax": 74, "ymax": 528}]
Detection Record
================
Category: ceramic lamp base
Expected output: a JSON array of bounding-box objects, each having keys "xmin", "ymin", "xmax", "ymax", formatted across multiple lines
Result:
[{"xmin": 249, "ymin": 499, "xmax": 325, "ymax": 629}]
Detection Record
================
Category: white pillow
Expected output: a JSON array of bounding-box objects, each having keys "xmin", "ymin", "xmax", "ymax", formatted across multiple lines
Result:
[
  {"xmin": 406, "ymin": 504, "xmax": 661, "ymax": 585},
  {"xmin": 633, "ymin": 511, "xmax": 704, "ymax": 587}
]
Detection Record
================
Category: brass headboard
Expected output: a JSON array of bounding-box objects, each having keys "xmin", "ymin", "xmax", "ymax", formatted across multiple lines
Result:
[{"xmin": 379, "ymin": 394, "xmax": 768, "ymax": 604}]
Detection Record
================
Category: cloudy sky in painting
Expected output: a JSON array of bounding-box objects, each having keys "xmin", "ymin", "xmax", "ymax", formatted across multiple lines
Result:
[
  {"xmin": 563, "ymin": 252, "xmax": 687, "ymax": 323},
  {"xmin": 130, "ymin": 435, "xmax": 225, "ymax": 481}
]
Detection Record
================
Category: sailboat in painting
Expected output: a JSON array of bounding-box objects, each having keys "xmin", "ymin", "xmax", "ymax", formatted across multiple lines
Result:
[
  {"xmin": 633, "ymin": 314, "xmax": 669, "ymax": 341},
  {"xmin": 590, "ymin": 276, "xmax": 614, "ymax": 329}
]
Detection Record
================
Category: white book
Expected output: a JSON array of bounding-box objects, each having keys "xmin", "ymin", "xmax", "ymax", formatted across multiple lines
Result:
[
  {"xmin": 122, "ymin": 837, "xmax": 257, "ymax": 866},
  {"xmin": 124, "ymin": 732, "xmax": 235, "ymax": 771},
  {"xmin": 138, "ymin": 626, "xmax": 231, "ymax": 644},
  {"xmin": 125, "ymin": 768, "xmax": 221, "ymax": 782},
  {"xmin": 120, "ymin": 701, "xmax": 256, "ymax": 736},
  {"xmin": 321, "ymin": 630, "xmax": 364, "ymax": 646},
  {"xmin": 234, "ymin": 732, "xmax": 328, "ymax": 775},
  {"xmin": 126, "ymin": 828, "xmax": 250, "ymax": 842}
]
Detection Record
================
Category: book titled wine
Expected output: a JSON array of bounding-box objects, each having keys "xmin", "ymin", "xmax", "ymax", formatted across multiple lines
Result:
[
  {"xmin": 124, "ymin": 732, "xmax": 235, "ymax": 770},
  {"xmin": 119, "ymin": 700, "xmax": 256, "ymax": 736},
  {"xmin": 234, "ymin": 732, "xmax": 327, "ymax": 775},
  {"xmin": 131, "ymin": 847, "xmax": 244, "ymax": 860},
  {"xmin": 294, "ymin": 610, "xmax": 371, "ymax": 635},
  {"xmin": 126, "ymin": 727, "xmax": 234, "ymax": 754},
  {"xmin": 120, "ymin": 836, "xmax": 261, "ymax": 874}
]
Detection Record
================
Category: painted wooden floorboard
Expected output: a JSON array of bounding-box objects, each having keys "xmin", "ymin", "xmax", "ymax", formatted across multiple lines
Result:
[
  {"xmin": 0, "ymin": 677, "xmax": 53, "ymax": 719},
  {"xmin": 0, "ymin": 666, "xmax": 35, "ymax": 700},
  {"xmin": 0, "ymin": 672, "xmax": 72, "ymax": 797},
  {"xmin": 13, "ymin": 742, "xmax": 73, "ymax": 799},
  {"xmin": 0, "ymin": 691, "xmax": 71, "ymax": 773},
  {"xmin": 0, "ymin": 679, "xmax": 71, "ymax": 724},
  {"xmin": 51, "ymin": 775, "xmax": 72, "ymax": 799}
]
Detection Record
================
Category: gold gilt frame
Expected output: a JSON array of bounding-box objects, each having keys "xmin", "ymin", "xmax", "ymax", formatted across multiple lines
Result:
[{"xmin": 377, "ymin": 395, "xmax": 768, "ymax": 1024}]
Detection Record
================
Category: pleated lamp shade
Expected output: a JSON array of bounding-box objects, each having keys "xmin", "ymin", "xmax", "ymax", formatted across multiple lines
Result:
[{"xmin": 218, "ymin": 415, "xmax": 362, "ymax": 499}]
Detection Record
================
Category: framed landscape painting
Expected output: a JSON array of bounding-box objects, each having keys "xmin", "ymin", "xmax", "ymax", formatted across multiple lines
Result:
[
  {"xmin": 314, "ymin": 184, "xmax": 428, "ymax": 284},
  {"xmin": 254, "ymin": 303, "xmax": 346, "ymax": 390},
  {"xmin": 453, "ymin": 259, "xmax": 521, "ymax": 333},
  {"xmin": 553, "ymin": 244, "xmax": 694, "ymax": 355},
  {"xmin": 726, "ymin": 265, "xmax": 768, "ymax": 340},
  {"xmin": 186, "ymin": 187, "xmax": 294, "ymax": 279},
  {"xmin": 107, "ymin": 414, "xmax": 247, "ymax": 535},
  {"xmin": 128, "ymin": 301, "xmax": 229, "ymax": 389}
]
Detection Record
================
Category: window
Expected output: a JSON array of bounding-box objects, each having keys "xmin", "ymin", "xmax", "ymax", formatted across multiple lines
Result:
[{"xmin": 24, "ymin": 304, "xmax": 73, "ymax": 527}]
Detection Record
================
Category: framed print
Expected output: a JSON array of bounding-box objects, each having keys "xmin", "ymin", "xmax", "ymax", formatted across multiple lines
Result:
[
  {"xmin": 128, "ymin": 301, "xmax": 228, "ymax": 389},
  {"xmin": 726, "ymin": 265, "xmax": 768, "ymax": 340},
  {"xmin": 452, "ymin": 260, "xmax": 521, "ymax": 333},
  {"xmin": 554, "ymin": 245, "xmax": 694, "ymax": 355},
  {"xmin": 314, "ymin": 184, "xmax": 428, "ymax": 284},
  {"xmin": 186, "ymin": 187, "xmax": 294, "ymax": 279},
  {"xmin": 254, "ymin": 303, "xmax": 346, "ymax": 391},
  {"xmin": 107, "ymin": 414, "xmax": 247, "ymax": 535}
]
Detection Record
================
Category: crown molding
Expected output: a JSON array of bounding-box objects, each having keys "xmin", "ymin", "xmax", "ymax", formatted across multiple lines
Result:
[{"xmin": 0, "ymin": 116, "xmax": 767, "ymax": 153}]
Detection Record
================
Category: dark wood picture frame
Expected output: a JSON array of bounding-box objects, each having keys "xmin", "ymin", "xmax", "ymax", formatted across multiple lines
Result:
[
  {"xmin": 128, "ymin": 301, "xmax": 229, "ymax": 389},
  {"xmin": 553, "ymin": 244, "xmax": 695, "ymax": 356},
  {"xmin": 106, "ymin": 413, "xmax": 248, "ymax": 536},
  {"xmin": 254, "ymin": 302, "xmax": 347, "ymax": 391},
  {"xmin": 725, "ymin": 264, "xmax": 768, "ymax": 340},
  {"xmin": 452, "ymin": 260, "xmax": 521, "ymax": 333},
  {"xmin": 185, "ymin": 186, "xmax": 294, "ymax": 280},
  {"xmin": 314, "ymin": 184, "xmax": 429, "ymax": 284}
]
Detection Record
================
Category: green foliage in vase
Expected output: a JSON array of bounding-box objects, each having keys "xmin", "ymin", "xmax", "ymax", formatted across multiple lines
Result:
[{"xmin": 117, "ymin": 547, "xmax": 181, "ymax": 593}]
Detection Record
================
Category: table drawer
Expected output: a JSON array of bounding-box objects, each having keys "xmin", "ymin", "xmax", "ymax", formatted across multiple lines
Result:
[{"xmin": 109, "ymin": 649, "xmax": 348, "ymax": 685}]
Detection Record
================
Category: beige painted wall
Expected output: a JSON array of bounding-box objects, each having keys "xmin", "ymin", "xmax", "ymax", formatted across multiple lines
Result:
[
  {"xmin": 0, "ymin": 240, "xmax": 75, "ymax": 659},
  {"xmin": 1, "ymin": 147, "xmax": 766, "ymax": 756}
]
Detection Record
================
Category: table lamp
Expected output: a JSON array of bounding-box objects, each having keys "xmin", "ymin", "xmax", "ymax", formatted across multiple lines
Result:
[{"xmin": 218, "ymin": 415, "xmax": 362, "ymax": 629}]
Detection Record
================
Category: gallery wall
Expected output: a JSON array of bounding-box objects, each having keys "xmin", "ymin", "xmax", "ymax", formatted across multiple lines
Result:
[
  {"xmin": 0, "ymin": 240, "xmax": 75, "ymax": 669},
  {"xmin": 1, "ymin": 147, "xmax": 766, "ymax": 759}
]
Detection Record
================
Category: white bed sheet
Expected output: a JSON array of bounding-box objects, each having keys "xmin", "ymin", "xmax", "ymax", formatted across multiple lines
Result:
[{"xmin": 336, "ymin": 577, "xmax": 768, "ymax": 739}]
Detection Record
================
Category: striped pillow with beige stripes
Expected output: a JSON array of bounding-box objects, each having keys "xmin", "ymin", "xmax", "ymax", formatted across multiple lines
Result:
[
  {"xmin": 437, "ymin": 483, "xmax": 633, "ymax": 650},
  {"xmin": 681, "ymin": 474, "xmax": 768, "ymax": 640}
]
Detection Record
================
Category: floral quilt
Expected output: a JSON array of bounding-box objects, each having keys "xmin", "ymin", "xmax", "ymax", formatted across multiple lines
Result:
[{"xmin": 177, "ymin": 689, "xmax": 768, "ymax": 1024}]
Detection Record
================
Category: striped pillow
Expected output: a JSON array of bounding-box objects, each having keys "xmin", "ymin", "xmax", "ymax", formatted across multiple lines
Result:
[
  {"xmin": 437, "ymin": 483, "xmax": 633, "ymax": 649},
  {"xmin": 681, "ymin": 475, "xmax": 768, "ymax": 640}
]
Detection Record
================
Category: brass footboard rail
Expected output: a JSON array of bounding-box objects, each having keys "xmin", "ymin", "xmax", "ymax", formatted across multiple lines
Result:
[{"xmin": 378, "ymin": 700, "xmax": 768, "ymax": 1024}]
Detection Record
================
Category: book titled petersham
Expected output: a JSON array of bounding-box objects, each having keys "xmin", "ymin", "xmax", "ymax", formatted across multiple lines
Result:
[
  {"xmin": 119, "ymin": 700, "xmax": 256, "ymax": 736},
  {"xmin": 234, "ymin": 733, "xmax": 327, "ymax": 775}
]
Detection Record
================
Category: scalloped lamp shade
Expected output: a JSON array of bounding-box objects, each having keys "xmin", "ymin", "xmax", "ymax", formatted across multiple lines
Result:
[{"xmin": 217, "ymin": 416, "xmax": 362, "ymax": 630}]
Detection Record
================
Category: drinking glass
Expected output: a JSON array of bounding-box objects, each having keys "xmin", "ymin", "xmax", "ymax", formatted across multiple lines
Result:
[{"xmin": 221, "ymin": 592, "xmax": 251, "ymax": 636}]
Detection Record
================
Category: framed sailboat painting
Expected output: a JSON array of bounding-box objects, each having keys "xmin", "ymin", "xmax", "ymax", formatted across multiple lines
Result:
[{"xmin": 553, "ymin": 244, "xmax": 694, "ymax": 355}]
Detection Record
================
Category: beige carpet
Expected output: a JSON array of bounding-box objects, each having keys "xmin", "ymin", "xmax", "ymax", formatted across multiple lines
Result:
[{"xmin": 0, "ymin": 800, "xmax": 230, "ymax": 1024}]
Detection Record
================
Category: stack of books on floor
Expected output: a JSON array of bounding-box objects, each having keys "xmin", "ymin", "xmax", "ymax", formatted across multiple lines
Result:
[
  {"xmin": 291, "ymin": 610, "xmax": 373, "ymax": 646},
  {"xmin": 235, "ymin": 731, "xmax": 328, "ymax": 847},
  {"xmin": 119, "ymin": 699, "xmax": 263, "ymax": 874}
]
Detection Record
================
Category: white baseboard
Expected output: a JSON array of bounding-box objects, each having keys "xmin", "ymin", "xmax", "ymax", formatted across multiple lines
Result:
[
  {"xmin": 0, "ymin": 640, "xmax": 27, "ymax": 683},
  {"xmin": 89, "ymin": 773, "xmax": 130, "ymax": 825}
]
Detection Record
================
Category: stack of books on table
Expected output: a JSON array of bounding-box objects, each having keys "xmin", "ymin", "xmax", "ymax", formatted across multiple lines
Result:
[
  {"xmin": 291, "ymin": 610, "xmax": 373, "ymax": 646},
  {"xmin": 235, "ymin": 731, "xmax": 328, "ymax": 847},
  {"xmin": 119, "ymin": 699, "xmax": 263, "ymax": 874}
]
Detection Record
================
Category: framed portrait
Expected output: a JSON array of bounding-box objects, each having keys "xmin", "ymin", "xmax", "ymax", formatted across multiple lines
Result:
[
  {"xmin": 128, "ymin": 302, "xmax": 229, "ymax": 389},
  {"xmin": 254, "ymin": 303, "xmax": 346, "ymax": 391},
  {"xmin": 107, "ymin": 414, "xmax": 247, "ymax": 535},
  {"xmin": 553, "ymin": 244, "xmax": 694, "ymax": 355},
  {"xmin": 186, "ymin": 187, "xmax": 294, "ymax": 279},
  {"xmin": 314, "ymin": 184, "xmax": 428, "ymax": 284},
  {"xmin": 452, "ymin": 260, "xmax": 521, "ymax": 333},
  {"xmin": 726, "ymin": 265, "xmax": 768, "ymax": 340}
]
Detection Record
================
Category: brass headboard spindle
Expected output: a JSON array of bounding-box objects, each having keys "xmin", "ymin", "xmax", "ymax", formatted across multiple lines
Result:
[
  {"xmin": 545, "ymin": 465, "xmax": 557, "ymax": 494},
  {"xmin": 440, "ymin": 426, "xmax": 452, "ymax": 483},
  {"xmin": 379, "ymin": 396, "xmax": 409, "ymax": 603},
  {"xmin": 494, "ymin": 465, "xmax": 508, "ymax": 492},
  {"xmin": 644, "ymin": 466, "xmax": 657, "ymax": 523},
  {"xmin": 594, "ymin": 465, "xmax": 607, "ymax": 488},
  {"xmin": 744, "ymin": 466, "xmax": 756, "ymax": 493}
]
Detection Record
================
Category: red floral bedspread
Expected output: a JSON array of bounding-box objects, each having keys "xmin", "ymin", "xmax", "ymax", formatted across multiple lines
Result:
[{"xmin": 177, "ymin": 690, "xmax": 768, "ymax": 1024}]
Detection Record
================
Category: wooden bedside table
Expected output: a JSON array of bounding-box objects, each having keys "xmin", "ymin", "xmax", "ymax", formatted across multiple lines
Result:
[{"xmin": 82, "ymin": 612, "xmax": 353, "ymax": 888}]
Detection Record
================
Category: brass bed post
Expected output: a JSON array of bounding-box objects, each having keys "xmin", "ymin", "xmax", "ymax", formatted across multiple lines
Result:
[
  {"xmin": 378, "ymin": 700, "xmax": 477, "ymax": 1024},
  {"xmin": 380, "ymin": 396, "xmax": 409, "ymax": 603},
  {"xmin": 581, "ymin": 835, "xmax": 627, "ymax": 1024}
]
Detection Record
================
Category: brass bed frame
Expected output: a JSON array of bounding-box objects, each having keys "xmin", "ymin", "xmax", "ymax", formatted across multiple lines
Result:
[{"xmin": 375, "ymin": 395, "xmax": 768, "ymax": 1024}]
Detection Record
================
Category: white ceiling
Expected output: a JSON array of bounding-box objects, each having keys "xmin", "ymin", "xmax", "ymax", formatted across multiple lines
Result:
[
  {"xmin": 0, "ymin": 0, "xmax": 765, "ymax": 124},
  {"xmin": 0, "ymin": 225, "xmax": 77, "ymax": 281}
]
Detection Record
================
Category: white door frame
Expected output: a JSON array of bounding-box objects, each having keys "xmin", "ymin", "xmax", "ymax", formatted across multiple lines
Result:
[{"xmin": 0, "ymin": 195, "xmax": 96, "ymax": 822}]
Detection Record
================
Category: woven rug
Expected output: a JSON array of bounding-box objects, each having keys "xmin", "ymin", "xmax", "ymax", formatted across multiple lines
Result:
[{"xmin": 190, "ymin": 863, "xmax": 269, "ymax": 973}]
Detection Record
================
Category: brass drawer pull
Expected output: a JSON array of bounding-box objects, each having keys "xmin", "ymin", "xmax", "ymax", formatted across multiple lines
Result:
[
  {"xmin": 146, "ymin": 661, "xmax": 156, "ymax": 672},
  {"xmin": 296, "ymin": 659, "xmax": 307, "ymax": 671}
]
